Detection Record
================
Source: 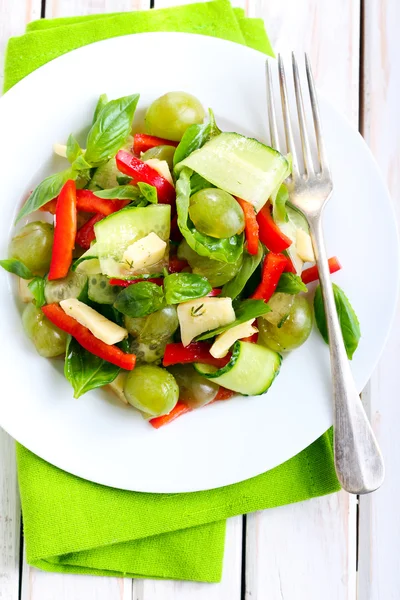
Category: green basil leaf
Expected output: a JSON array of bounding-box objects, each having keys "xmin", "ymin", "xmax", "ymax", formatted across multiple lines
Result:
[
  {"xmin": 16, "ymin": 168, "xmax": 77, "ymax": 222},
  {"xmin": 276, "ymin": 272, "xmax": 307, "ymax": 295},
  {"xmin": 85, "ymin": 94, "xmax": 140, "ymax": 166},
  {"xmin": 314, "ymin": 283, "xmax": 361, "ymax": 360},
  {"xmin": 116, "ymin": 175, "xmax": 132, "ymax": 185},
  {"xmin": 222, "ymin": 244, "xmax": 263, "ymax": 299},
  {"xmin": 94, "ymin": 186, "xmax": 141, "ymax": 200},
  {"xmin": 64, "ymin": 336, "xmax": 120, "ymax": 399},
  {"xmin": 197, "ymin": 299, "xmax": 270, "ymax": 341},
  {"xmin": 114, "ymin": 282, "xmax": 164, "ymax": 318},
  {"xmin": 137, "ymin": 182, "xmax": 158, "ymax": 204},
  {"xmin": 28, "ymin": 277, "xmax": 46, "ymax": 307},
  {"xmin": 71, "ymin": 154, "xmax": 92, "ymax": 171},
  {"xmin": 173, "ymin": 109, "xmax": 220, "ymax": 167},
  {"xmin": 0, "ymin": 258, "xmax": 33, "ymax": 279},
  {"xmin": 92, "ymin": 93, "xmax": 108, "ymax": 124},
  {"xmin": 176, "ymin": 168, "xmax": 243, "ymax": 264},
  {"xmin": 164, "ymin": 273, "xmax": 211, "ymax": 304},
  {"xmin": 66, "ymin": 134, "xmax": 83, "ymax": 163}
]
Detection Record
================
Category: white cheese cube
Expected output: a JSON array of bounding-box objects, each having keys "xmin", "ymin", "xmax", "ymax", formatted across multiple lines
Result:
[
  {"xmin": 122, "ymin": 232, "xmax": 167, "ymax": 271},
  {"xmin": 144, "ymin": 158, "xmax": 174, "ymax": 186},
  {"xmin": 210, "ymin": 319, "xmax": 258, "ymax": 358},
  {"xmin": 177, "ymin": 296, "xmax": 236, "ymax": 347}
]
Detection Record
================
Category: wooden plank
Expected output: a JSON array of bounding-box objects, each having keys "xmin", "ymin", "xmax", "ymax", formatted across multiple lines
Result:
[
  {"xmin": 0, "ymin": 430, "xmax": 20, "ymax": 600},
  {"xmin": 20, "ymin": 546, "xmax": 133, "ymax": 600},
  {"xmin": 132, "ymin": 517, "xmax": 242, "ymax": 600},
  {"xmin": 45, "ymin": 0, "xmax": 151, "ymax": 18},
  {"xmin": 244, "ymin": 1, "xmax": 360, "ymax": 598},
  {"xmin": 0, "ymin": 0, "xmax": 42, "ymax": 91},
  {"xmin": 358, "ymin": 0, "xmax": 400, "ymax": 598},
  {"xmin": 0, "ymin": 3, "xmax": 42, "ymax": 598},
  {"xmin": 245, "ymin": 493, "xmax": 356, "ymax": 599}
]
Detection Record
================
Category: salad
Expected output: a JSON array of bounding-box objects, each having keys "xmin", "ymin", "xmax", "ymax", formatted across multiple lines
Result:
[{"xmin": 0, "ymin": 91, "xmax": 361, "ymax": 428}]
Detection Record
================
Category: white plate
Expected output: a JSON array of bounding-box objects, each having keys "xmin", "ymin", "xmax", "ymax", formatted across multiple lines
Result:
[{"xmin": 0, "ymin": 33, "xmax": 398, "ymax": 492}]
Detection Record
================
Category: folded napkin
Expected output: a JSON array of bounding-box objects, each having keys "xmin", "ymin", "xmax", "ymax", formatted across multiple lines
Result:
[{"xmin": 5, "ymin": 0, "xmax": 340, "ymax": 582}]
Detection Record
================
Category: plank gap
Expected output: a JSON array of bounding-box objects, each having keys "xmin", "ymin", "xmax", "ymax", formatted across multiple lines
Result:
[
  {"xmin": 358, "ymin": 0, "xmax": 366, "ymax": 135},
  {"xmin": 240, "ymin": 515, "xmax": 247, "ymax": 600}
]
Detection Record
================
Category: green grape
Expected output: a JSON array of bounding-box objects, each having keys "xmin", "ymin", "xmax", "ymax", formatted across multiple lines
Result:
[
  {"xmin": 257, "ymin": 295, "xmax": 312, "ymax": 352},
  {"xmin": 141, "ymin": 145, "xmax": 176, "ymax": 170},
  {"xmin": 124, "ymin": 365, "xmax": 179, "ymax": 418},
  {"xmin": 177, "ymin": 240, "xmax": 242, "ymax": 287},
  {"xmin": 22, "ymin": 303, "xmax": 67, "ymax": 357},
  {"xmin": 9, "ymin": 221, "xmax": 54, "ymax": 274},
  {"xmin": 168, "ymin": 364, "xmax": 219, "ymax": 408},
  {"xmin": 125, "ymin": 306, "xmax": 179, "ymax": 364},
  {"xmin": 145, "ymin": 92, "xmax": 205, "ymax": 142},
  {"xmin": 189, "ymin": 188, "xmax": 245, "ymax": 239}
]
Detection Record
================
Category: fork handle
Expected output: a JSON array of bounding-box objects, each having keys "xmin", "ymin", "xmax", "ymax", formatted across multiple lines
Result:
[{"xmin": 308, "ymin": 212, "xmax": 384, "ymax": 494}]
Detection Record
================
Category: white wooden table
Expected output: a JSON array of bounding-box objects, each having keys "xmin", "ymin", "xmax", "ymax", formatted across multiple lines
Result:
[{"xmin": 0, "ymin": 0, "xmax": 399, "ymax": 598}]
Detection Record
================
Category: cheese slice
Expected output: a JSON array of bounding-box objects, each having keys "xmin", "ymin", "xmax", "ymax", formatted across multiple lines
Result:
[
  {"xmin": 106, "ymin": 372, "xmax": 128, "ymax": 404},
  {"xmin": 60, "ymin": 298, "xmax": 128, "ymax": 345},
  {"xmin": 122, "ymin": 232, "xmax": 167, "ymax": 271},
  {"xmin": 18, "ymin": 278, "xmax": 33, "ymax": 303},
  {"xmin": 177, "ymin": 296, "xmax": 236, "ymax": 347},
  {"xmin": 144, "ymin": 158, "xmax": 174, "ymax": 186},
  {"xmin": 296, "ymin": 229, "xmax": 315, "ymax": 262},
  {"xmin": 210, "ymin": 319, "xmax": 258, "ymax": 358}
]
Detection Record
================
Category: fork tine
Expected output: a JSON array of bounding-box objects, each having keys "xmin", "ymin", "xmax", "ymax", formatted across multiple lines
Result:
[
  {"xmin": 277, "ymin": 54, "xmax": 299, "ymax": 176},
  {"xmin": 265, "ymin": 60, "xmax": 280, "ymax": 151},
  {"xmin": 292, "ymin": 53, "xmax": 314, "ymax": 177},
  {"xmin": 305, "ymin": 53, "xmax": 330, "ymax": 173}
]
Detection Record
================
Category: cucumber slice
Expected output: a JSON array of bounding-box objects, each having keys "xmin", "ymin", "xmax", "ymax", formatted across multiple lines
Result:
[
  {"xmin": 45, "ymin": 271, "xmax": 88, "ymax": 304},
  {"xmin": 94, "ymin": 205, "xmax": 170, "ymax": 278},
  {"xmin": 176, "ymin": 132, "xmax": 289, "ymax": 212},
  {"xmin": 88, "ymin": 274, "xmax": 122, "ymax": 304},
  {"xmin": 194, "ymin": 340, "xmax": 281, "ymax": 396},
  {"xmin": 73, "ymin": 243, "xmax": 101, "ymax": 275}
]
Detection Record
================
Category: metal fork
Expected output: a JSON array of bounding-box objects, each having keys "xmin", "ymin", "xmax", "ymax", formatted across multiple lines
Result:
[{"xmin": 266, "ymin": 53, "xmax": 384, "ymax": 494}]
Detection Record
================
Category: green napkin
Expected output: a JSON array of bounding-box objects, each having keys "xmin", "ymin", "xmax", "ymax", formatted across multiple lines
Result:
[{"xmin": 5, "ymin": 0, "xmax": 340, "ymax": 582}]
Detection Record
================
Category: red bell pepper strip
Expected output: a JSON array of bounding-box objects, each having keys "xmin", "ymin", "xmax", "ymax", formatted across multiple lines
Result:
[
  {"xmin": 75, "ymin": 213, "xmax": 104, "ymax": 249},
  {"xmin": 116, "ymin": 150, "xmax": 176, "ymax": 207},
  {"xmin": 42, "ymin": 303, "xmax": 136, "ymax": 370},
  {"xmin": 207, "ymin": 288, "xmax": 222, "ymax": 297},
  {"xmin": 214, "ymin": 387, "xmax": 235, "ymax": 401},
  {"xmin": 257, "ymin": 202, "xmax": 292, "ymax": 252},
  {"xmin": 169, "ymin": 255, "xmax": 189, "ymax": 273},
  {"xmin": 251, "ymin": 252, "xmax": 288, "ymax": 302},
  {"xmin": 170, "ymin": 214, "xmax": 183, "ymax": 242},
  {"xmin": 241, "ymin": 332, "xmax": 259, "ymax": 344},
  {"xmin": 149, "ymin": 386, "xmax": 235, "ymax": 428},
  {"xmin": 163, "ymin": 342, "xmax": 231, "ymax": 368},
  {"xmin": 149, "ymin": 402, "xmax": 192, "ymax": 429},
  {"xmin": 41, "ymin": 191, "xmax": 128, "ymax": 217},
  {"xmin": 76, "ymin": 189, "xmax": 129, "ymax": 216},
  {"xmin": 109, "ymin": 277, "xmax": 164, "ymax": 287},
  {"xmin": 40, "ymin": 198, "xmax": 58, "ymax": 214},
  {"xmin": 133, "ymin": 133, "xmax": 178, "ymax": 155},
  {"xmin": 48, "ymin": 180, "xmax": 77, "ymax": 280},
  {"xmin": 236, "ymin": 197, "xmax": 259, "ymax": 255},
  {"xmin": 301, "ymin": 256, "xmax": 342, "ymax": 284},
  {"xmin": 284, "ymin": 256, "xmax": 297, "ymax": 273}
]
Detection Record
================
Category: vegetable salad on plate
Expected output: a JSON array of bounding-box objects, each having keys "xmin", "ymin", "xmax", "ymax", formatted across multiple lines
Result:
[{"xmin": 0, "ymin": 91, "xmax": 361, "ymax": 428}]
